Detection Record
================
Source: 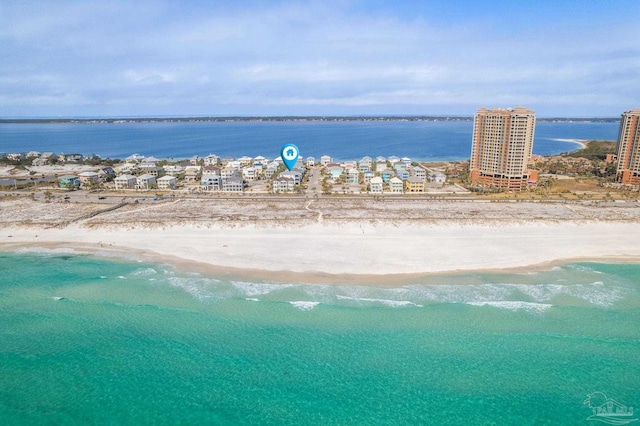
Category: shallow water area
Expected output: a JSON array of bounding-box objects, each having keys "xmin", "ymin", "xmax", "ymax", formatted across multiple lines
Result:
[{"xmin": 1, "ymin": 251, "xmax": 639, "ymax": 424}]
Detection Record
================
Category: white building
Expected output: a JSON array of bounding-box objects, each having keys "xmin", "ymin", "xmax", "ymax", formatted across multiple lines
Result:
[
  {"xmin": 242, "ymin": 167, "xmax": 257, "ymax": 180},
  {"xmin": 369, "ymin": 176, "xmax": 383, "ymax": 194},
  {"xmin": 136, "ymin": 174, "xmax": 156, "ymax": 190},
  {"xmin": 114, "ymin": 174, "xmax": 137, "ymax": 190},
  {"xmin": 320, "ymin": 155, "xmax": 332, "ymax": 166},
  {"xmin": 272, "ymin": 177, "xmax": 295, "ymax": 193},
  {"xmin": 222, "ymin": 177, "xmax": 244, "ymax": 192},
  {"xmin": 280, "ymin": 170, "xmax": 303, "ymax": 185},
  {"xmin": 389, "ymin": 177, "xmax": 403, "ymax": 193},
  {"xmin": 157, "ymin": 175, "xmax": 177, "ymax": 190}
]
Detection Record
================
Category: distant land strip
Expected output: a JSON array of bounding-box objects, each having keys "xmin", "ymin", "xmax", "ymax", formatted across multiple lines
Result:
[{"xmin": 0, "ymin": 116, "xmax": 621, "ymax": 124}]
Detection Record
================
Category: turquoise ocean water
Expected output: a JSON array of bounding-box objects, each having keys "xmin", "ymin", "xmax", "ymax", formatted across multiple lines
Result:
[{"xmin": 1, "ymin": 251, "xmax": 638, "ymax": 424}]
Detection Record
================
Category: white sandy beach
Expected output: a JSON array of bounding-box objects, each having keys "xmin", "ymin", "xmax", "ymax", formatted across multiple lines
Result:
[{"xmin": 2, "ymin": 197, "xmax": 640, "ymax": 283}]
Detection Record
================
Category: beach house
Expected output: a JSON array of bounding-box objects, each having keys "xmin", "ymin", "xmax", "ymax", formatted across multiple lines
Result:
[
  {"xmin": 184, "ymin": 166, "xmax": 201, "ymax": 182},
  {"xmin": 163, "ymin": 164, "xmax": 185, "ymax": 175},
  {"xmin": 363, "ymin": 170, "xmax": 375, "ymax": 183},
  {"xmin": 320, "ymin": 155, "xmax": 332, "ymax": 166},
  {"xmin": 369, "ymin": 176, "xmax": 383, "ymax": 194},
  {"xmin": 139, "ymin": 158, "xmax": 164, "ymax": 177},
  {"xmin": 125, "ymin": 154, "xmax": 145, "ymax": 163},
  {"xmin": 238, "ymin": 156, "xmax": 253, "ymax": 167},
  {"xmin": 389, "ymin": 177, "xmax": 403, "ymax": 193},
  {"xmin": 78, "ymin": 171, "xmax": 101, "ymax": 187},
  {"xmin": 280, "ymin": 170, "xmax": 303, "ymax": 185},
  {"xmin": 242, "ymin": 167, "xmax": 257, "ymax": 181},
  {"xmin": 201, "ymin": 174, "xmax": 222, "ymax": 191},
  {"xmin": 114, "ymin": 174, "xmax": 137, "ymax": 190},
  {"xmin": 222, "ymin": 177, "xmax": 244, "ymax": 192},
  {"xmin": 388, "ymin": 156, "xmax": 401, "ymax": 165},
  {"xmin": 221, "ymin": 166, "xmax": 238, "ymax": 179},
  {"xmin": 272, "ymin": 176, "xmax": 295, "ymax": 193},
  {"xmin": 31, "ymin": 156, "xmax": 49, "ymax": 166},
  {"xmin": 157, "ymin": 175, "xmax": 177, "ymax": 190},
  {"xmin": 358, "ymin": 156, "xmax": 372, "ymax": 172},
  {"xmin": 405, "ymin": 176, "xmax": 425, "ymax": 193},
  {"xmin": 346, "ymin": 168, "xmax": 360, "ymax": 184},
  {"xmin": 203, "ymin": 154, "xmax": 220, "ymax": 166},
  {"xmin": 116, "ymin": 163, "xmax": 138, "ymax": 174},
  {"xmin": 328, "ymin": 166, "xmax": 344, "ymax": 180},
  {"xmin": 136, "ymin": 174, "xmax": 156, "ymax": 190},
  {"xmin": 264, "ymin": 163, "xmax": 280, "ymax": 179},
  {"xmin": 396, "ymin": 170, "xmax": 410, "ymax": 181},
  {"xmin": 99, "ymin": 167, "xmax": 116, "ymax": 181},
  {"xmin": 62, "ymin": 153, "xmax": 84, "ymax": 163},
  {"xmin": 412, "ymin": 166, "xmax": 426, "ymax": 180},
  {"xmin": 380, "ymin": 170, "xmax": 395, "ymax": 182},
  {"xmin": 58, "ymin": 175, "xmax": 80, "ymax": 190}
]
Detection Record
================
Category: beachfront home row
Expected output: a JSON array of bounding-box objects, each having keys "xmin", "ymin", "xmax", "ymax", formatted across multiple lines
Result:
[{"xmin": 324, "ymin": 158, "xmax": 445, "ymax": 188}]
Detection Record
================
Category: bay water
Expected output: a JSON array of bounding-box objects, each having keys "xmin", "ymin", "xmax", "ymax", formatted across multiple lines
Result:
[
  {"xmin": 1, "ymin": 251, "xmax": 638, "ymax": 424},
  {"xmin": 0, "ymin": 120, "xmax": 620, "ymax": 161}
]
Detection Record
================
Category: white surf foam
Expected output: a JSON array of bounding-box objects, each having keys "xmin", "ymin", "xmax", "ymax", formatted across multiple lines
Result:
[
  {"xmin": 336, "ymin": 295, "xmax": 423, "ymax": 307},
  {"xmin": 468, "ymin": 301, "xmax": 552, "ymax": 313},
  {"xmin": 131, "ymin": 267, "xmax": 157, "ymax": 276},
  {"xmin": 167, "ymin": 277, "xmax": 219, "ymax": 300},
  {"xmin": 231, "ymin": 281, "xmax": 296, "ymax": 297},
  {"xmin": 289, "ymin": 301, "xmax": 320, "ymax": 311}
]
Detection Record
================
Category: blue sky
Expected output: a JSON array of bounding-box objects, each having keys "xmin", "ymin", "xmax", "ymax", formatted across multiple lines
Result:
[{"xmin": 1, "ymin": 0, "xmax": 638, "ymax": 117}]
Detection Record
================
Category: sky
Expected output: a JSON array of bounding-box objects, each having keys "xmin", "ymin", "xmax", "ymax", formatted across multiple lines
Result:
[{"xmin": 1, "ymin": 0, "xmax": 639, "ymax": 118}]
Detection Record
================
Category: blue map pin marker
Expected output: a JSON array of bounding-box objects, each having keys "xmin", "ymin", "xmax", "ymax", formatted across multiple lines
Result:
[{"xmin": 280, "ymin": 143, "xmax": 299, "ymax": 171}]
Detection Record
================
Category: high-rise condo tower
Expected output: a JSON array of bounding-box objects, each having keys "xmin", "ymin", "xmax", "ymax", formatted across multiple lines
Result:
[
  {"xmin": 615, "ymin": 108, "xmax": 640, "ymax": 185},
  {"xmin": 469, "ymin": 106, "xmax": 537, "ymax": 191}
]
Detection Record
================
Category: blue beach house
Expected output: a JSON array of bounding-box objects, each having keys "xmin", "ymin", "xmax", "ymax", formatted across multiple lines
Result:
[{"xmin": 58, "ymin": 175, "xmax": 80, "ymax": 190}]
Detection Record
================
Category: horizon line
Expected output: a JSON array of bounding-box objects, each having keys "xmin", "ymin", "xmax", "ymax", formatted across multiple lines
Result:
[{"xmin": 0, "ymin": 114, "xmax": 621, "ymax": 122}]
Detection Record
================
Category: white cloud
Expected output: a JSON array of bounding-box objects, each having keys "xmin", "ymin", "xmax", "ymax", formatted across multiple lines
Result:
[{"xmin": 0, "ymin": 1, "xmax": 638, "ymax": 116}]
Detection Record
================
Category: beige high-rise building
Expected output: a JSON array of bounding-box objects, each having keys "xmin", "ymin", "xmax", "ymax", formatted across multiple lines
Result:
[
  {"xmin": 615, "ymin": 108, "xmax": 640, "ymax": 185},
  {"xmin": 469, "ymin": 106, "xmax": 537, "ymax": 191}
]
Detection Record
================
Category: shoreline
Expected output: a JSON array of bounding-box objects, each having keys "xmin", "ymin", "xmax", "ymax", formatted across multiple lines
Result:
[
  {"xmin": 4, "ymin": 220, "xmax": 640, "ymax": 285},
  {"xmin": 3, "ymin": 240, "xmax": 640, "ymax": 286},
  {"xmin": 3, "ymin": 198, "xmax": 640, "ymax": 285}
]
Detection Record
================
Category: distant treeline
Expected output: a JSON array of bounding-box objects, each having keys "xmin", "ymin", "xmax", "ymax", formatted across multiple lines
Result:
[{"xmin": 0, "ymin": 116, "xmax": 621, "ymax": 124}]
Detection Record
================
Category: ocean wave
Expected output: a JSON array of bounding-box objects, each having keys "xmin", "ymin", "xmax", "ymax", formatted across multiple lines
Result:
[
  {"xmin": 468, "ymin": 301, "xmax": 552, "ymax": 313},
  {"xmin": 131, "ymin": 267, "xmax": 158, "ymax": 276},
  {"xmin": 231, "ymin": 281, "xmax": 297, "ymax": 297},
  {"xmin": 167, "ymin": 277, "xmax": 220, "ymax": 301},
  {"xmin": 160, "ymin": 272, "xmax": 630, "ymax": 311},
  {"xmin": 513, "ymin": 282, "xmax": 622, "ymax": 307},
  {"xmin": 336, "ymin": 295, "xmax": 423, "ymax": 308},
  {"xmin": 289, "ymin": 301, "xmax": 320, "ymax": 311}
]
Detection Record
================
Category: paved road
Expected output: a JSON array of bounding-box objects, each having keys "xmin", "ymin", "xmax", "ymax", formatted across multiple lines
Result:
[{"xmin": 305, "ymin": 167, "xmax": 321, "ymax": 196}]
